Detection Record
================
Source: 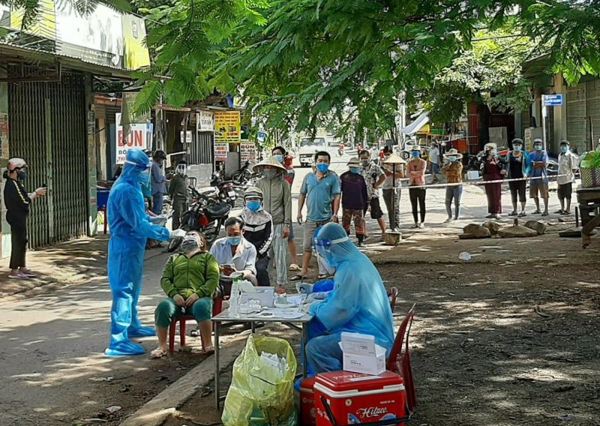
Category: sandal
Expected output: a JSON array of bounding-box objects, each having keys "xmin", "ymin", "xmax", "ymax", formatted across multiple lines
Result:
[
  {"xmin": 289, "ymin": 264, "xmax": 301, "ymax": 272},
  {"xmin": 290, "ymin": 275, "xmax": 306, "ymax": 282},
  {"xmin": 317, "ymin": 274, "xmax": 330, "ymax": 280},
  {"xmin": 150, "ymin": 347, "xmax": 168, "ymax": 359},
  {"xmin": 201, "ymin": 347, "xmax": 215, "ymax": 355}
]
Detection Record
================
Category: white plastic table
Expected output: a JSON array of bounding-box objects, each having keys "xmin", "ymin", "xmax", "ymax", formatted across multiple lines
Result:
[{"xmin": 211, "ymin": 308, "xmax": 313, "ymax": 409}]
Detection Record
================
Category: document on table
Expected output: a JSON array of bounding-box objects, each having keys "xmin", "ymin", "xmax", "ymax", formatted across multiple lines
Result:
[{"xmin": 249, "ymin": 308, "xmax": 306, "ymax": 319}]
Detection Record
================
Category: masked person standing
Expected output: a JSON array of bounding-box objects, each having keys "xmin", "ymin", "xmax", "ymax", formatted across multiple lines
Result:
[
  {"xmin": 359, "ymin": 150, "xmax": 387, "ymax": 239},
  {"xmin": 407, "ymin": 147, "xmax": 427, "ymax": 228},
  {"xmin": 255, "ymin": 156, "xmax": 292, "ymax": 292},
  {"xmin": 168, "ymin": 161, "xmax": 188, "ymax": 230},
  {"xmin": 381, "ymin": 147, "xmax": 405, "ymax": 231},
  {"xmin": 506, "ymin": 138, "xmax": 531, "ymax": 217},
  {"xmin": 105, "ymin": 149, "xmax": 186, "ymax": 357},
  {"xmin": 340, "ymin": 157, "xmax": 368, "ymax": 246},
  {"xmin": 556, "ymin": 140, "xmax": 578, "ymax": 215},
  {"xmin": 240, "ymin": 187, "xmax": 273, "ymax": 287},
  {"xmin": 151, "ymin": 150, "xmax": 167, "ymax": 215},
  {"xmin": 3, "ymin": 158, "xmax": 47, "ymax": 279},
  {"xmin": 528, "ymin": 138, "xmax": 550, "ymax": 216},
  {"xmin": 305, "ymin": 223, "xmax": 394, "ymax": 373},
  {"xmin": 441, "ymin": 148, "xmax": 464, "ymax": 222},
  {"xmin": 294, "ymin": 151, "xmax": 341, "ymax": 281},
  {"xmin": 482, "ymin": 143, "xmax": 505, "ymax": 219}
]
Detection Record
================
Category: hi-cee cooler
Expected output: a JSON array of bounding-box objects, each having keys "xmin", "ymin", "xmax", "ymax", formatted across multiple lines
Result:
[{"xmin": 313, "ymin": 371, "xmax": 408, "ymax": 425}]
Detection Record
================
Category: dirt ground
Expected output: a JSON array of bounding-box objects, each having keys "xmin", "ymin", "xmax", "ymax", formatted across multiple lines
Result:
[{"xmin": 164, "ymin": 230, "xmax": 600, "ymax": 426}]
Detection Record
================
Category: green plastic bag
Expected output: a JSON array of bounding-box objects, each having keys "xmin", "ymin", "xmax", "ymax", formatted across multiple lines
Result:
[{"xmin": 222, "ymin": 335, "xmax": 297, "ymax": 426}]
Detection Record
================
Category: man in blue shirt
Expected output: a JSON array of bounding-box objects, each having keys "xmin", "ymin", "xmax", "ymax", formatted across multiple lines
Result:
[
  {"xmin": 528, "ymin": 138, "xmax": 549, "ymax": 216},
  {"xmin": 293, "ymin": 151, "xmax": 341, "ymax": 281},
  {"xmin": 151, "ymin": 150, "xmax": 167, "ymax": 215}
]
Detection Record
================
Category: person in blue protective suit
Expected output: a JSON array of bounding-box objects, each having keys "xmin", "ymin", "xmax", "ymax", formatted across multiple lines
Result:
[
  {"xmin": 305, "ymin": 222, "xmax": 394, "ymax": 373},
  {"xmin": 105, "ymin": 149, "xmax": 186, "ymax": 357}
]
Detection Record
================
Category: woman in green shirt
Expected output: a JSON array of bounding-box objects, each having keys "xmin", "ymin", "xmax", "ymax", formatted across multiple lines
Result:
[{"xmin": 151, "ymin": 231, "xmax": 220, "ymax": 358}]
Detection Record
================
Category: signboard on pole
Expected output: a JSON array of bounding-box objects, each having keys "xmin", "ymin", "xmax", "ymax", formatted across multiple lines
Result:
[
  {"xmin": 115, "ymin": 113, "xmax": 153, "ymax": 164},
  {"xmin": 214, "ymin": 142, "xmax": 229, "ymax": 162},
  {"xmin": 196, "ymin": 111, "xmax": 214, "ymax": 132},
  {"xmin": 240, "ymin": 141, "xmax": 257, "ymax": 163},
  {"xmin": 214, "ymin": 111, "xmax": 241, "ymax": 143},
  {"xmin": 542, "ymin": 94, "xmax": 563, "ymax": 106}
]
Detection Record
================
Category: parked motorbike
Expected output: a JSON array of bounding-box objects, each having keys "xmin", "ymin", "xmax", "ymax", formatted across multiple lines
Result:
[
  {"xmin": 210, "ymin": 173, "xmax": 238, "ymax": 207},
  {"xmin": 167, "ymin": 186, "xmax": 232, "ymax": 252},
  {"xmin": 231, "ymin": 160, "xmax": 256, "ymax": 185}
]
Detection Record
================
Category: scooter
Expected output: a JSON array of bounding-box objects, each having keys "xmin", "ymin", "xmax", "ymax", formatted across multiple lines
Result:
[{"xmin": 167, "ymin": 186, "xmax": 231, "ymax": 252}]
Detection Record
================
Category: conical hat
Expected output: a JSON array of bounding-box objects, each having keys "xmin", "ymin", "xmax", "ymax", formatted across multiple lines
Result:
[
  {"xmin": 383, "ymin": 153, "xmax": 407, "ymax": 164},
  {"xmin": 253, "ymin": 156, "xmax": 287, "ymax": 173}
]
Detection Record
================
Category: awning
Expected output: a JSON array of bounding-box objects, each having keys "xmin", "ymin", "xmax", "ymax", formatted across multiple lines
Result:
[{"xmin": 402, "ymin": 112, "xmax": 429, "ymax": 135}]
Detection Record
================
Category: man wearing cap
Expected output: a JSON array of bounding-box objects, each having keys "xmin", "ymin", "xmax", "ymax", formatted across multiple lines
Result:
[
  {"xmin": 340, "ymin": 157, "xmax": 369, "ymax": 246},
  {"xmin": 528, "ymin": 138, "xmax": 549, "ymax": 216},
  {"xmin": 255, "ymin": 156, "xmax": 292, "ymax": 291},
  {"xmin": 506, "ymin": 138, "xmax": 531, "ymax": 217},
  {"xmin": 2, "ymin": 158, "xmax": 47, "ymax": 279},
  {"xmin": 359, "ymin": 149, "xmax": 387, "ymax": 238},
  {"xmin": 240, "ymin": 187, "xmax": 274, "ymax": 287},
  {"xmin": 105, "ymin": 149, "xmax": 185, "ymax": 357},
  {"xmin": 557, "ymin": 140, "xmax": 578, "ymax": 215},
  {"xmin": 441, "ymin": 148, "xmax": 463, "ymax": 222}
]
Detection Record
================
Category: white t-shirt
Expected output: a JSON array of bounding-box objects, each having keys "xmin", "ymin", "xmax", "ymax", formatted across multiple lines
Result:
[{"xmin": 429, "ymin": 147, "xmax": 440, "ymax": 165}]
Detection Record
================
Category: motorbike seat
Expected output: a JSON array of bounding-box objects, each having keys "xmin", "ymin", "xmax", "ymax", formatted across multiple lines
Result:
[{"xmin": 207, "ymin": 202, "xmax": 231, "ymax": 217}]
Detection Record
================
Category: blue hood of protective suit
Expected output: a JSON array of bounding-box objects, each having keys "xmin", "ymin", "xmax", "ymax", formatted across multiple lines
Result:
[{"xmin": 310, "ymin": 223, "xmax": 395, "ymax": 351}]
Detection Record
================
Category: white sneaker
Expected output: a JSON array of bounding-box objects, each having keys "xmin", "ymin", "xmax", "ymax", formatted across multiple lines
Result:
[
  {"xmin": 443, "ymin": 217, "xmax": 453, "ymax": 224},
  {"xmin": 418, "ymin": 223, "xmax": 425, "ymax": 229}
]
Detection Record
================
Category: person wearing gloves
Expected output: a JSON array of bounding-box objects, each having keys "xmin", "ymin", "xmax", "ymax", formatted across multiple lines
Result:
[
  {"xmin": 506, "ymin": 138, "xmax": 531, "ymax": 217},
  {"xmin": 407, "ymin": 146, "xmax": 428, "ymax": 228},
  {"xmin": 441, "ymin": 148, "xmax": 463, "ymax": 222},
  {"xmin": 481, "ymin": 143, "xmax": 505, "ymax": 219},
  {"xmin": 105, "ymin": 149, "xmax": 186, "ymax": 358},
  {"xmin": 528, "ymin": 138, "xmax": 550, "ymax": 216},
  {"xmin": 240, "ymin": 187, "xmax": 274, "ymax": 287},
  {"xmin": 304, "ymin": 222, "xmax": 394, "ymax": 373},
  {"xmin": 340, "ymin": 157, "xmax": 368, "ymax": 246},
  {"xmin": 556, "ymin": 140, "xmax": 578, "ymax": 215},
  {"xmin": 255, "ymin": 156, "xmax": 292, "ymax": 291},
  {"xmin": 2, "ymin": 158, "xmax": 47, "ymax": 279},
  {"xmin": 210, "ymin": 216, "xmax": 258, "ymax": 285},
  {"xmin": 168, "ymin": 160, "xmax": 188, "ymax": 230},
  {"xmin": 151, "ymin": 231, "xmax": 219, "ymax": 358}
]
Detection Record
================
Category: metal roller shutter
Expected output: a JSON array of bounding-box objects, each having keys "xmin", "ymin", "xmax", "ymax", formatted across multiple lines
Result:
[{"xmin": 566, "ymin": 83, "xmax": 586, "ymax": 153}]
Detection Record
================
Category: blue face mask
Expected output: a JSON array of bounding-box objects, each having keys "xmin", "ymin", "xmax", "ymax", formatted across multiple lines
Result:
[
  {"xmin": 411, "ymin": 151, "xmax": 420, "ymax": 159},
  {"xmin": 273, "ymin": 154, "xmax": 284, "ymax": 164},
  {"xmin": 246, "ymin": 200, "xmax": 262, "ymax": 212},
  {"xmin": 513, "ymin": 146, "xmax": 522, "ymax": 152},
  {"xmin": 350, "ymin": 167, "xmax": 362, "ymax": 174},
  {"xmin": 561, "ymin": 146, "xmax": 569, "ymax": 153},
  {"xmin": 534, "ymin": 145, "xmax": 543, "ymax": 151},
  {"xmin": 316, "ymin": 163, "xmax": 329, "ymax": 174},
  {"xmin": 227, "ymin": 236, "xmax": 241, "ymax": 246}
]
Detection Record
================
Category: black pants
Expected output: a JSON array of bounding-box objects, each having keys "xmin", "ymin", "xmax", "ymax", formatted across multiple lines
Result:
[
  {"xmin": 255, "ymin": 255, "xmax": 271, "ymax": 287},
  {"xmin": 409, "ymin": 188, "xmax": 426, "ymax": 223},
  {"xmin": 172, "ymin": 197, "xmax": 187, "ymax": 230},
  {"xmin": 10, "ymin": 223, "xmax": 27, "ymax": 270}
]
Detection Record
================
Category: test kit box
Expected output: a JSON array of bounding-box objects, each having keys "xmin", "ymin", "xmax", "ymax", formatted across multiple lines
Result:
[
  {"xmin": 340, "ymin": 332, "xmax": 386, "ymax": 376},
  {"xmin": 313, "ymin": 371, "xmax": 407, "ymax": 425}
]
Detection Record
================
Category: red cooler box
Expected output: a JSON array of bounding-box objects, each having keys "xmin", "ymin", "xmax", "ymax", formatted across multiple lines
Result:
[
  {"xmin": 314, "ymin": 371, "xmax": 407, "ymax": 425},
  {"xmin": 300, "ymin": 377, "xmax": 317, "ymax": 426}
]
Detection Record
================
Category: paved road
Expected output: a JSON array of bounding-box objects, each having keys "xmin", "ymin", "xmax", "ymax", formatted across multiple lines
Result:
[{"xmin": 0, "ymin": 153, "xmax": 567, "ymax": 424}]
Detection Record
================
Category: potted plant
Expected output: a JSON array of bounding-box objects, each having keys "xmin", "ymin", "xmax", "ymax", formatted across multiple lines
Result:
[{"xmin": 580, "ymin": 150, "xmax": 600, "ymax": 188}]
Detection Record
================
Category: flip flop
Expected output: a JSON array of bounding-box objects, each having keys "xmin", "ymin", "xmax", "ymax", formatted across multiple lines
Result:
[
  {"xmin": 290, "ymin": 275, "xmax": 305, "ymax": 282},
  {"xmin": 150, "ymin": 348, "xmax": 168, "ymax": 359},
  {"xmin": 289, "ymin": 264, "xmax": 301, "ymax": 272},
  {"xmin": 317, "ymin": 274, "xmax": 330, "ymax": 280},
  {"xmin": 201, "ymin": 347, "xmax": 215, "ymax": 355}
]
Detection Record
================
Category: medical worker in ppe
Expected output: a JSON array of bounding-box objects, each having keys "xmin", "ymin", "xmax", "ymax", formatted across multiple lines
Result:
[
  {"xmin": 105, "ymin": 149, "xmax": 186, "ymax": 357},
  {"xmin": 305, "ymin": 222, "xmax": 394, "ymax": 373}
]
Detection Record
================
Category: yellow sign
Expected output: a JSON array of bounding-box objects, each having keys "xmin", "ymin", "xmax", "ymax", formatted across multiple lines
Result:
[
  {"xmin": 9, "ymin": 0, "xmax": 56, "ymax": 39},
  {"xmin": 214, "ymin": 111, "xmax": 241, "ymax": 144},
  {"xmin": 123, "ymin": 14, "xmax": 150, "ymax": 70}
]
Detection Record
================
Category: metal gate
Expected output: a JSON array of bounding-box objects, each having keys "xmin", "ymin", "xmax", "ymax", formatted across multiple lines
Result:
[
  {"xmin": 189, "ymin": 131, "xmax": 214, "ymax": 165},
  {"xmin": 8, "ymin": 73, "xmax": 89, "ymax": 248}
]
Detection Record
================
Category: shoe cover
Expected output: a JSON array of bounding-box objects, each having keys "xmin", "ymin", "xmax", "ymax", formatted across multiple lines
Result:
[
  {"xmin": 104, "ymin": 341, "xmax": 145, "ymax": 357},
  {"xmin": 128, "ymin": 325, "xmax": 156, "ymax": 337}
]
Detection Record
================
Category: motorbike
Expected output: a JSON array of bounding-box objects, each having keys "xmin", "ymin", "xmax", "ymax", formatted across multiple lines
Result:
[
  {"xmin": 210, "ymin": 173, "xmax": 238, "ymax": 207},
  {"xmin": 167, "ymin": 186, "xmax": 232, "ymax": 252},
  {"xmin": 231, "ymin": 160, "xmax": 256, "ymax": 185}
]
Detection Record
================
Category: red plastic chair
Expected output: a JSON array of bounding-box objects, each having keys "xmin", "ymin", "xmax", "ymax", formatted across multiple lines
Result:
[
  {"xmin": 401, "ymin": 317, "xmax": 417, "ymax": 412},
  {"xmin": 168, "ymin": 295, "xmax": 223, "ymax": 354},
  {"xmin": 386, "ymin": 304, "xmax": 415, "ymax": 372}
]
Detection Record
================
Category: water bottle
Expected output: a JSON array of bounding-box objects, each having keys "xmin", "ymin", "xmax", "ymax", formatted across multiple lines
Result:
[{"xmin": 229, "ymin": 277, "xmax": 241, "ymax": 317}]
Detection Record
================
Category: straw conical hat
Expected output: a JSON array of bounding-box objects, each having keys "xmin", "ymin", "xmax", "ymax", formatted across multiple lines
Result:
[
  {"xmin": 253, "ymin": 156, "xmax": 287, "ymax": 173},
  {"xmin": 443, "ymin": 148, "xmax": 463, "ymax": 159},
  {"xmin": 383, "ymin": 153, "xmax": 407, "ymax": 165}
]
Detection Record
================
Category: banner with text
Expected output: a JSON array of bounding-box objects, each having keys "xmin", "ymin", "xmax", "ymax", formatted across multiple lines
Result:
[
  {"xmin": 115, "ymin": 113, "xmax": 153, "ymax": 164},
  {"xmin": 214, "ymin": 111, "xmax": 241, "ymax": 143}
]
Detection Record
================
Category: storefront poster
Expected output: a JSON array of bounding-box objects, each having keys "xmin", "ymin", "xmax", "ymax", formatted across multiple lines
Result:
[
  {"xmin": 115, "ymin": 113, "xmax": 153, "ymax": 164},
  {"xmin": 214, "ymin": 111, "xmax": 240, "ymax": 143},
  {"xmin": 240, "ymin": 141, "xmax": 257, "ymax": 163},
  {"xmin": 122, "ymin": 14, "xmax": 150, "ymax": 70},
  {"xmin": 214, "ymin": 142, "xmax": 229, "ymax": 162},
  {"xmin": 197, "ymin": 110, "xmax": 214, "ymax": 132}
]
